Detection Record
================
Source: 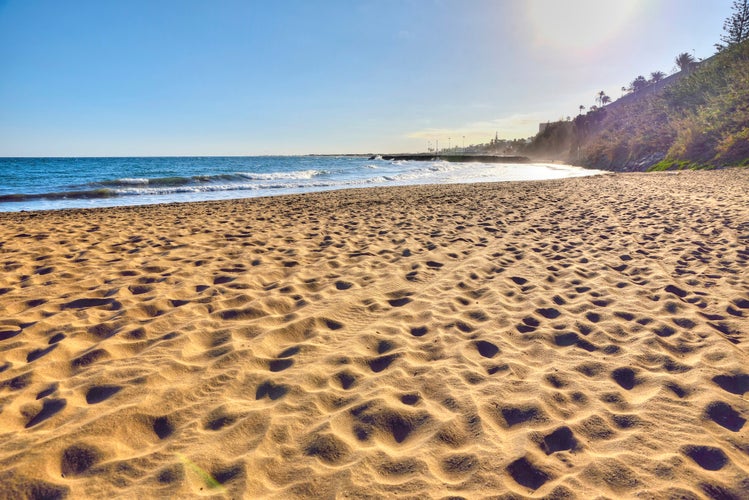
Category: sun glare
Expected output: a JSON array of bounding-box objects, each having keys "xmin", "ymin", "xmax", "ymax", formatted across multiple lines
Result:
[{"xmin": 524, "ymin": 0, "xmax": 644, "ymax": 56}]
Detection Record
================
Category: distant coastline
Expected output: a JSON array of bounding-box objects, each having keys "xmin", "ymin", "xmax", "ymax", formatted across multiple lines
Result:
[{"xmin": 369, "ymin": 154, "xmax": 531, "ymax": 163}]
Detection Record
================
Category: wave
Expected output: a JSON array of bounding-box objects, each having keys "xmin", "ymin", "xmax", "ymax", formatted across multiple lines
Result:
[
  {"xmin": 94, "ymin": 169, "xmax": 329, "ymax": 189},
  {"xmin": 0, "ymin": 189, "xmax": 120, "ymax": 203},
  {"xmin": 0, "ymin": 180, "xmax": 346, "ymax": 204},
  {"xmin": 236, "ymin": 169, "xmax": 328, "ymax": 180}
]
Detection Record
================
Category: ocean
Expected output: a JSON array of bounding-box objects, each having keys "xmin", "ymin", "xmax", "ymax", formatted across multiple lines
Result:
[{"xmin": 0, "ymin": 156, "xmax": 601, "ymax": 212}]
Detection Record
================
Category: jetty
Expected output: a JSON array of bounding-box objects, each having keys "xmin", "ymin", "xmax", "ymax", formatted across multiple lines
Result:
[{"xmin": 370, "ymin": 154, "xmax": 530, "ymax": 163}]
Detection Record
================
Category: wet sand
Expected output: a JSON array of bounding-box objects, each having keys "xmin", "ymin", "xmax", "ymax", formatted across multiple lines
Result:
[{"xmin": 1, "ymin": 169, "xmax": 748, "ymax": 498}]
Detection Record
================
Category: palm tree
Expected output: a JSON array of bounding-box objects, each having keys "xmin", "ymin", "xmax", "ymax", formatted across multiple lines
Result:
[
  {"xmin": 630, "ymin": 75, "xmax": 649, "ymax": 93},
  {"xmin": 601, "ymin": 94, "xmax": 611, "ymax": 106},
  {"xmin": 596, "ymin": 90, "xmax": 606, "ymax": 107},
  {"xmin": 650, "ymin": 71, "xmax": 666, "ymax": 83},
  {"xmin": 675, "ymin": 52, "xmax": 696, "ymax": 72},
  {"xmin": 578, "ymin": 104, "xmax": 585, "ymax": 115}
]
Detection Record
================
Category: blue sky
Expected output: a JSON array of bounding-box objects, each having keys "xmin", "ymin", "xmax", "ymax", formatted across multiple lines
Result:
[{"xmin": 0, "ymin": 0, "xmax": 734, "ymax": 156}]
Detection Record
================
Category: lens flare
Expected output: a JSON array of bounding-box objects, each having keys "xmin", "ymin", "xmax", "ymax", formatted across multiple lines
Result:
[{"xmin": 524, "ymin": 0, "xmax": 645, "ymax": 56}]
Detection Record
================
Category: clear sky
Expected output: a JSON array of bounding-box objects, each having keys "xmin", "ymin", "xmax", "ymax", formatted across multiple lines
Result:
[{"xmin": 0, "ymin": 0, "xmax": 734, "ymax": 156}]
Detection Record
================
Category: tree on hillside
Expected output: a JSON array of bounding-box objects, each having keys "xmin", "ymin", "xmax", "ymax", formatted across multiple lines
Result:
[
  {"xmin": 596, "ymin": 90, "xmax": 606, "ymax": 107},
  {"xmin": 650, "ymin": 71, "xmax": 666, "ymax": 83},
  {"xmin": 601, "ymin": 95, "xmax": 611, "ymax": 106},
  {"xmin": 629, "ymin": 75, "xmax": 649, "ymax": 92},
  {"xmin": 578, "ymin": 104, "xmax": 586, "ymax": 115},
  {"xmin": 675, "ymin": 52, "xmax": 697, "ymax": 72},
  {"xmin": 715, "ymin": 0, "xmax": 749, "ymax": 51}
]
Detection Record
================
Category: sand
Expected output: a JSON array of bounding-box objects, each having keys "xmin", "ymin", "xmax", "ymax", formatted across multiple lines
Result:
[{"xmin": 0, "ymin": 169, "xmax": 747, "ymax": 499}]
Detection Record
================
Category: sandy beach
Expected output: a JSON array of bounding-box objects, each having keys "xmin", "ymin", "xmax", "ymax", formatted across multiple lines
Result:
[{"xmin": 1, "ymin": 169, "xmax": 747, "ymax": 499}]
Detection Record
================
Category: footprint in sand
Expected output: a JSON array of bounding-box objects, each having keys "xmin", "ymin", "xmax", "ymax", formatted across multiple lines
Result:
[
  {"xmin": 335, "ymin": 280, "xmax": 353, "ymax": 290},
  {"xmin": 376, "ymin": 340, "xmax": 395, "ymax": 354},
  {"xmin": 204, "ymin": 410, "xmax": 237, "ymax": 431},
  {"xmin": 554, "ymin": 332, "xmax": 579, "ymax": 347},
  {"xmin": 368, "ymin": 354, "xmax": 399, "ymax": 373},
  {"xmin": 322, "ymin": 318, "xmax": 344, "ymax": 330},
  {"xmin": 611, "ymin": 367, "xmax": 640, "ymax": 390},
  {"xmin": 36, "ymin": 383, "xmax": 58, "ymax": 399},
  {"xmin": 499, "ymin": 404, "xmax": 548, "ymax": 428},
  {"xmin": 541, "ymin": 426, "xmax": 578, "ymax": 454},
  {"xmin": 410, "ymin": 326, "xmax": 428, "ymax": 337},
  {"xmin": 681, "ymin": 445, "xmax": 729, "ymax": 471},
  {"xmin": 3, "ymin": 373, "xmax": 32, "ymax": 391},
  {"xmin": 303, "ymin": 434, "xmax": 351, "ymax": 465},
  {"xmin": 152, "ymin": 416, "xmax": 174, "ymax": 439},
  {"xmin": 336, "ymin": 371, "xmax": 356, "ymax": 390},
  {"xmin": 26, "ymin": 298, "xmax": 47, "ymax": 308},
  {"xmin": 536, "ymin": 307, "xmax": 561, "ymax": 320},
  {"xmin": 517, "ymin": 316, "xmax": 539, "ymax": 334},
  {"xmin": 85, "ymin": 385, "xmax": 122, "ymax": 404},
  {"xmin": 388, "ymin": 297, "xmax": 411, "ymax": 307},
  {"xmin": 269, "ymin": 359, "xmax": 293, "ymax": 372},
  {"xmin": 585, "ymin": 312, "xmax": 601, "ymax": 323},
  {"xmin": 71, "ymin": 349, "xmax": 110, "ymax": 371},
  {"xmin": 61, "ymin": 444, "xmax": 102, "ymax": 476},
  {"xmin": 506, "ymin": 456, "xmax": 552, "ymax": 490},
  {"xmin": 25, "ymin": 398, "xmax": 66, "ymax": 428},
  {"xmin": 475, "ymin": 340, "xmax": 499, "ymax": 358},
  {"xmin": 255, "ymin": 380, "xmax": 288, "ymax": 400},
  {"xmin": 400, "ymin": 394, "xmax": 420, "ymax": 405},
  {"xmin": 665, "ymin": 284, "xmax": 688, "ymax": 298},
  {"xmin": 705, "ymin": 401, "xmax": 746, "ymax": 432},
  {"xmin": 278, "ymin": 346, "xmax": 300, "ymax": 357},
  {"xmin": 49, "ymin": 333, "xmax": 66, "ymax": 344},
  {"xmin": 712, "ymin": 373, "xmax": 749, "ymax": 395},
  {"xmin": 26, "ymin": 345, "xmax": 57, "ymax": 363},
  {"xmin": 61, "ymin": 297, "xmax": 121, "ymax": 310},
  {"xmin": 128, "ymin": 284, "xmax": 152, "ymax": 295}
]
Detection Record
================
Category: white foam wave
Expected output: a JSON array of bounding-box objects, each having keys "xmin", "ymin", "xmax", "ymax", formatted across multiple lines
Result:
[
  {"xmin": 110, "ymin": 180, "xmax": 345, "ymax": 197},
  {"xmin": 236, "ymin": 169, "xmax": 327, "ymax": 181},
  {"xmin": 116, "ymin": 178, "xmax": 150, "ymax": 185}
]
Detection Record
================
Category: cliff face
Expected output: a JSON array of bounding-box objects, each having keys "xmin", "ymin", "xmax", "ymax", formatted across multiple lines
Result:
[{"xmin": 525, "ymin": 39, "xmax": 749, "ymax": 171}]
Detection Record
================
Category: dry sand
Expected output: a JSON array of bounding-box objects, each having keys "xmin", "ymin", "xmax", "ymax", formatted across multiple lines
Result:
[{"xmin": 1, "ymin": 169, "xmax": 748, "ymax": 499}]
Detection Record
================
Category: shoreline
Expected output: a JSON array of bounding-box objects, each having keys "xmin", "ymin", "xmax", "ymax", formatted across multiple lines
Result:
[
  {"xmin": 0, "ymin": 160, "xmax": 601, "ymax": 214},
  {"xmin": 1, "ymin": 170, "xmax": 747, "ymax": 498},
  {"xmin": 0, "ymin": 173, "xmax": 602, "ymax": 217}
]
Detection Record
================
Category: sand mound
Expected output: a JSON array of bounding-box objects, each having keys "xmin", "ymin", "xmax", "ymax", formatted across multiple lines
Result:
[{"xmin": 1, "ymin": 169, "xmax": 748, "ymax": 498}]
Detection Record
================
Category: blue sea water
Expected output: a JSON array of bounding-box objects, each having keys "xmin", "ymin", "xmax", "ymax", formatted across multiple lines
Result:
[{"xmin": 0, "ymin": 156, "xmax": 601, "ymax": 212}]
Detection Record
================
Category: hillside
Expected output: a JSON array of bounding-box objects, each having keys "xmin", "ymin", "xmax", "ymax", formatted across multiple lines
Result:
[{"xmin": 524, "ymin": 39, "xmax": 749, "ymax": 171}]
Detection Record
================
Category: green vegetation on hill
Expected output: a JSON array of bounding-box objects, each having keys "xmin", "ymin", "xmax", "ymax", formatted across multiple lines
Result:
[
  {"xmin": 660, "ymin": 40, "xmax": 749, "ymax": 167},
  {"xmin": 523, "ymin": 39, "xmax": 749, "ymax": 171}
]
